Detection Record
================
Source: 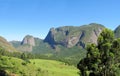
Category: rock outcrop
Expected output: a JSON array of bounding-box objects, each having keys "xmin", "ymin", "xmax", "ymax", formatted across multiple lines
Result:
[
  {"xmin": 21, "ymin": 35, "xmax": 35, "ymax": 46},
  {"xmin": 44, "ymin": 23, "xmax": 105, "ymax": 48},
  {"xmin": 18, "ymin": 35, "xmax": 36, "ymax": 52}
]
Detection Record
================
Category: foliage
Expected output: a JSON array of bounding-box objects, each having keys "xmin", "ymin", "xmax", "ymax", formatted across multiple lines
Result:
[
  {"xmin": 0, "ymin": 56, "xmax": 79, "ymax": 76},
  {"xmin": 0, "ymin": 42, "xmax": 86, "ymax": 66},
  {"xmin": 77, "ymin": 29, "xmax": 120, "ymax": 76}
]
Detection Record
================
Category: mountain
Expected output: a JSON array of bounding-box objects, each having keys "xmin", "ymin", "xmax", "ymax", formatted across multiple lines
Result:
[
  {"xmin": 10, "ymin": 35, "xmax": 54, "ymax": 53},
  {"xmin": 21, "ymin": 35, "xmax": 35, "ymax": 46},
  {"xmin": 11, "ymin": 23, "xmax": 105, "ymax": 52},
  {"xmin": 11, "ymin": 23, "xmax": 105, "ymax": 53},
  {"xmin": 9, "ymin": 23, "xmax": 105, "ymax": 65},
  {"xmin": 0, "ymin": 36, "xmax": 17, "ymax": 52},
  {"xmin": 114, "ymin": 25, "xmax": 120, "ymax": 38},
  {"xmin": 10, "ymin": 35, "xmax": 34, "ymax": 52},
  {"xmin": 44, "ymin": 23, "xmax": 105, "ymax": 48},
  {"xmin": 9, "ymin": 41, "xmax": 21, "ymax": 48}
]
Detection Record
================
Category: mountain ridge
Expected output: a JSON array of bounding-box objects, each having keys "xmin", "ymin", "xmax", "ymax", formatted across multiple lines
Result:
[
  {"xmin": 9, "ymin": 23, "xmax": 120, "ymax": 55},
  {"xmin": 0, "ymin": 36, "xmax": 17, "ymax": 52},
  {"xmin": 44, "ymin": 23, "xmax": 105, "ymax": 48},
  {"xmin": 9, "ymin": 23, "xmax": 106, "ymax": 59}
]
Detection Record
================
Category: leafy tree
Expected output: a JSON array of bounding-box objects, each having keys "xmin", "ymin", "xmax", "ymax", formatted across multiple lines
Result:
[
  {"xmin": 77, "ymin": 29, "xmax": 120, "ymax": 76},
  {"xmin": 21, "ymin": 53, "xmax": 27, "ymax": 60}
]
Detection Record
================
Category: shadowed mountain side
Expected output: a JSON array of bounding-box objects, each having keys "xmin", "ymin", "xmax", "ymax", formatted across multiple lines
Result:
[{"xmin": 114, "ymin": 25, "xmax": 120, "ymax": 38}]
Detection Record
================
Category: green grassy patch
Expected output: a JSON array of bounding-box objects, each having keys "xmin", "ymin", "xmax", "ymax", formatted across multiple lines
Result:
[{"xmin": 0, "ymin": 56, "xmax": 79, "ymax": 76}]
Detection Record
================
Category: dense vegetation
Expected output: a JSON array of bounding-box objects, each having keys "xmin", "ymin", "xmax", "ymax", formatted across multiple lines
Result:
[
  {"xmin": 77, "ymin": 29, "xmax": 120, "ymax": 76},
  {"xmin": 0, "ymin": 46, "xmax": 80, "ymax": 76},
  {"xmin": 1, "ymin": 24, "xmax": 120, "ymax": 76},
  {"xmin": 0, "ymin": 56, "xmax": 79, "ymax": 76}
]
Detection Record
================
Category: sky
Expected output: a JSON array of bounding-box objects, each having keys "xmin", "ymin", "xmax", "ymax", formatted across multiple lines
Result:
[{"xmin": 0, "ymin": 0, "xmax": 120, "ymax": 41}]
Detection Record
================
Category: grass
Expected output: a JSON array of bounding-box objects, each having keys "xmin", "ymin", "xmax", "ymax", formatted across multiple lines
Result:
[
  {"xmin": 0, "ymin": 56, "xmax": 79, "ymax": 76},
  {"xmin": 30, "ymin": 59, "xmax": 79, "ymax": 76}
]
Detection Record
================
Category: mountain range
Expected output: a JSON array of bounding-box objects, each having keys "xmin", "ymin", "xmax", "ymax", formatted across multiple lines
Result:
[{"xmin": 1, "ymin": 23, "xmax": 120, "ymax": 59}]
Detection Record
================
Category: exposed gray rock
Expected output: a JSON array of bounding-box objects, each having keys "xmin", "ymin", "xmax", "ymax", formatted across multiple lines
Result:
[
  {"xmin": 65, "ymin": 36, "xmax": 80, "ymax": 48},
  {"xmin": 88, "ymin": 28, "xmax": 103, "ymax": 44},
  {"xmin": 21, "ymin": 35, "xmax": 35, "ymax": 46},
  {"xmin": 44, "ymin": 23, "xmax": 105, "ymax": 48}
]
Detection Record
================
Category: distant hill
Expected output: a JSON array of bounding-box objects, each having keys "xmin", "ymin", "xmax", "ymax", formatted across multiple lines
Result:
[{"xmin": 0, "ymin": 36, "xmax": 17, "ymax": 52}]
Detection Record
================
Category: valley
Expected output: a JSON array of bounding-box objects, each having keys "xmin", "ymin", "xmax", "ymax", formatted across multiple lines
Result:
[{"xmin": 0, "ymin": 23, "xmax": 120, "ymax": 76}]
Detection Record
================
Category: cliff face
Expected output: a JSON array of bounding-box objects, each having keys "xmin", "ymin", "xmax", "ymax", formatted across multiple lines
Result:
[
  {"xmin": 44, "ymin": 28, "xmax": 56, "ymax": 47},
  {"xmin": 17, "ymin": 35, "xmax": 36, "ymax": 52},
  {"xmin": 21, "ymin": 35, "xmax": 35, "ymax": 46},
  {"xmin": 10, "ymin": 23, "xmax": 105, "ymax": 53},
  {"xmin": 44, "ymin": 23, "xmax": 105, "ymax": 48}
]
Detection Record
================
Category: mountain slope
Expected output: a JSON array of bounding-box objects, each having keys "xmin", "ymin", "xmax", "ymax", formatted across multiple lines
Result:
[
  {"xmin": 10, "ymin": 23, "xmax": 105, "ymax": 65},
  {"xmin": 114, "ymin": 25, "xmax": 120, "ymax": 38},
  {"xmin": 10, "ymin": 35, "xmax": 34, "ymax": 52},
  {"xmin": 10, "ymin": 23, "xmax": 105, "ymax": 55},
  {"xmin": 10, "ymin": 41, "xmax": 21, "ymax": 48},
  {"xmin": 44, "ymin": 23, "xmax": 105, "ymax": 48},
  {"xmin": 0, "ymin": 36, "xmax": 17, "ymax": 52},
  {"xmin": 10, "ymin": 35, "xmax": 54, "ymax": 53}
]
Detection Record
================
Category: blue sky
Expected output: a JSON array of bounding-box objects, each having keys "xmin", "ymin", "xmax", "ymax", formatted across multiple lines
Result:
[{"xmin": 0, "ymin": 0, "xmax": 120, "ymax": 41}]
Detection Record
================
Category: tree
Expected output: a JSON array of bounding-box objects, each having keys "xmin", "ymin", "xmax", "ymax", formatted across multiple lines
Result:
[
  {"xmin": 77, "ymin": 29, "xmax": 119, "ymax": 76},
  {"xmin": 21, "ymin": 53, "xmax": 27, "ymax": 60}
]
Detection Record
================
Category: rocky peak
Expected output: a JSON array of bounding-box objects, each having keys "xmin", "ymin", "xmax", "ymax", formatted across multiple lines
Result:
[
  {"xmin": 21, "ymin": 35, "xmax": 35, "ymax": 46},
  {"xmin": 44, "ymin": 23, "xmax": 105, "ymax": 48},
  {"xmin": 44, "ymin": 28, "xmax": 56, "ymax": 47}
]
